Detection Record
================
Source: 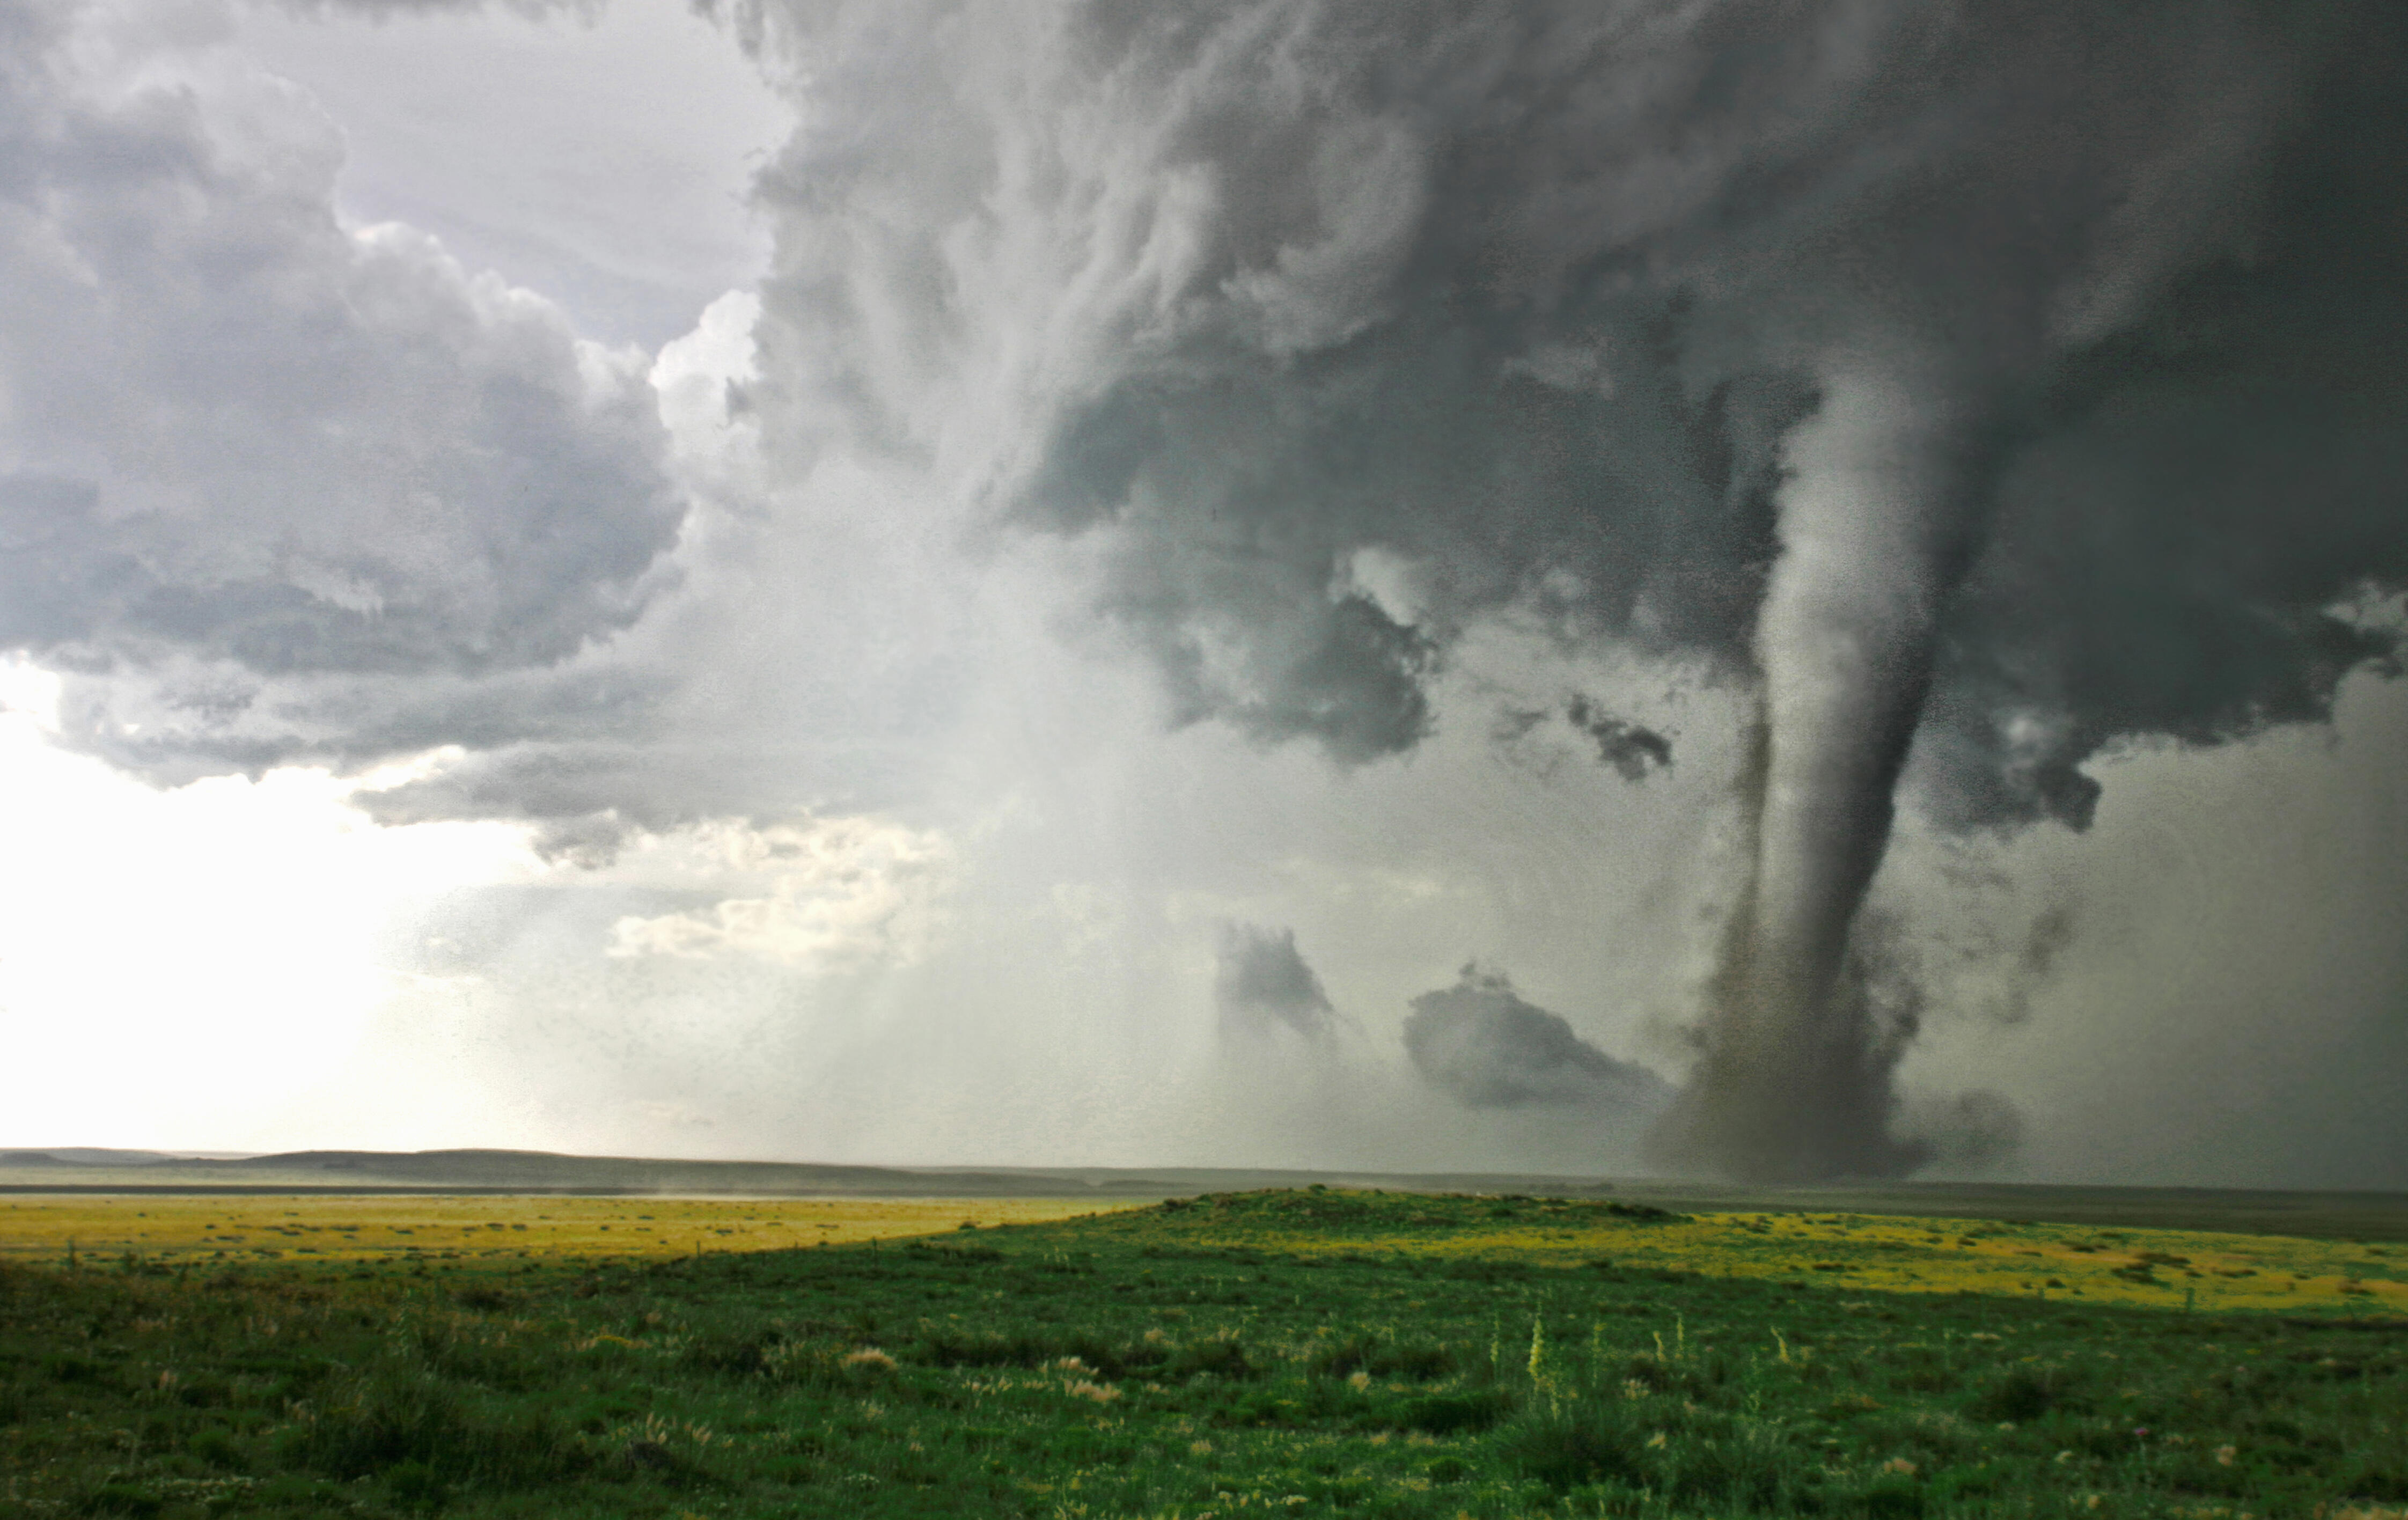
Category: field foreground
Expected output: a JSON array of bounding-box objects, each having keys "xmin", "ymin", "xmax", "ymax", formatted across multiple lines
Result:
[
  {"xmin": 2, "ymin": 1188, "xmax": 2403, "ymax": 1518},
  {"xmin": 5, "ymin": 1191, "xmax": 2400, "ymax": 1317}
]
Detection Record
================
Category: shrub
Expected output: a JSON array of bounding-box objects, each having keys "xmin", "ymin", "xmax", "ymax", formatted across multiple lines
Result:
[
  {"xmin": 1382, "ymin": 1389, "xmax": 1511, "ymax": 1435},
  {"xmin": 912, "ymin": 1329, "xmax": 1153, "ymax": 1379},
  {"xmin": 1971, "ymin": 1366, "xmax": 2081, "ymax": 1423},
  {"xmin": 1501, "ymin": 1402, "xmax": 1821, "ymax": 1508},
  {"xmin": 1855, "ymin": 1477, "xmax": 1927, "ymax": 1517},
  {"xmin": 383, "ymin": 1459, "xmax": 447, "ymax": 1511},
  {"xmin": 75, "ymin": 1483, "xmax": 164, "ymax": 1517},
  {"xmin": 283, "ymin": 1367, "xmax": 581, "ymax": 1489},
  {"xmin": 1496, "ymin": 1404, "xmax": 1644, "ymax": 1489},
  {"xmin": 186, "ymin": 1429, "xmax": 243, "ymax": 1471},
  {"xmin": 680, "ymin": 1327, "xmax": 782, "ymax": 1378},
  {"xmin": 1312, "ymin": 1333, "xmax": 1454, "ymax": 1383},
  {"xmin": 1166, "ymin": 1335, "xmax": 1256, "ymax": 1382},
  {"xmin": 1603, "ymin": 1201, "xmax": 1681, "ymax": 1223}
]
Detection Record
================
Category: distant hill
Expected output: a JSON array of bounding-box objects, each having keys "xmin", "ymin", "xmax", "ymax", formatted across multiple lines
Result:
[
  {"xmin": 0, "ymin": 1148, "xmax": 254, "ymax": 1167},
  {"xmin": 195, "ymin": 1148, "xmax": 1167, "ymax": 1196}
]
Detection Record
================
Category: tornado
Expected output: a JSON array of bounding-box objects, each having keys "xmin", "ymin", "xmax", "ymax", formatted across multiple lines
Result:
[{"xmin": 1657, "ymin": 363, "xmax": 1991, "ymax": 1178}]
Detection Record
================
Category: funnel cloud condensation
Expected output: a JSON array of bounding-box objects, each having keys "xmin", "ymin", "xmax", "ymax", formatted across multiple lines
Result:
[
  {"xmin": 728, "ymin": 0, "xmax": 2408, "ymax": 1179},
  {"xmin": 1404, "ymin": 965, "xmax": 1671, "ymax": 1117},
  {"xmin": 1215, "ymin": 923, "xmax": 1341, "ymax": 1042}
]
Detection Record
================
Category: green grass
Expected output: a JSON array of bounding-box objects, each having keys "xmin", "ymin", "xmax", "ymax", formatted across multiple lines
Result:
[{"xmin": 1, "ymin": 1188, "xmax": 2402, "ymax": 1518}]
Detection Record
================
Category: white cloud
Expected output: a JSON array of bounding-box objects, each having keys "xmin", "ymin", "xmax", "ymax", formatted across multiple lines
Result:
[
  {"xmin": 605, "ymin": 816, "xmax": 953, "ymax": 972},
  {"xmin": 235, "ymin": 0, "xmax": 789, "ymax": 348},
  {"xmin": 1, "ymin": 0, "xmax": 687, "ymax": 786}
]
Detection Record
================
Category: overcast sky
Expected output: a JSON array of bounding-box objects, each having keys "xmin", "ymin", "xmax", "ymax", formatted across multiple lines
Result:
[{"xmin": 2, "ymin": 0, "xmax": 2402, "ymax": 1188}]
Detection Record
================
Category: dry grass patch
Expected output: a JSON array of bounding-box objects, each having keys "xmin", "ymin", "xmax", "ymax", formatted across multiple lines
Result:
[
  {"xmin": 0, "ymin": 1194, "xmax": 1132, "ymax": 1265},
  {"xmin": 1082, "ymin": 1190, "xmax": 2407, "ymax": 1317}
]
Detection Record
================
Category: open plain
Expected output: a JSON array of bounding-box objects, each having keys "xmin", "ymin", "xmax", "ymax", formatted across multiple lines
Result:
[
  {"xmin": 0, "ymin": 1196, "xmax": 1122, "ymax": 1267},
  {"xmin": 2, "ymin": 1187, "xmax": 2404, "ymax": 1518},
  {"xmin": 3, "ymin": 1191, "xmax": 2405, "ymax": 1316}
]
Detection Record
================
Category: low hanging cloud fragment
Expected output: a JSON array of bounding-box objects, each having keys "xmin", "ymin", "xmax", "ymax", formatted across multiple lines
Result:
[
  {"xmin": 1214, "ymin": 923, "xmax": 1340, "ymax": 1042},
  {"xmin": 1563, "ymin": 696, "xmax": 1673, "ymax": 783},
  {"xmin": 1403, "ymin": 965, "xmax": 1670, "ymax": 1114}
]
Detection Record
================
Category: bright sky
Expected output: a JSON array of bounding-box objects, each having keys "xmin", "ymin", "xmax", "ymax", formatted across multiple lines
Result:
[{"xmin": 0, "ymin": 658, "xmax": 530, "ymax": 1147}]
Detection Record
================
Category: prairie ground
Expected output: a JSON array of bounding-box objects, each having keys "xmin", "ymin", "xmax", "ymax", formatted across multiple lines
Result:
[
  {"xmin": 0, "ymin": 1196, "xmax": 1124, "ymax": 1265},
  {"xmin": 1, "ymin": 1188, "xmax": 2399, "ymax": 1518},
  {"xmin": 1070, "ymin": 1192, "xmax": 2408, "ymax": 1318},
  {"xmin": 4, "ymin": 1191, "xmax": 2398, "ymax": 1316}
]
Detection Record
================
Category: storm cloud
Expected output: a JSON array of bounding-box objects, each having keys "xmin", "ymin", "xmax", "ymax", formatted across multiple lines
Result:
[
  {"xmin": 0, "ymin": 0, "xmax": 686, "ymax": 789},
  {"xmin": 726, "ymin": 0, "xmax": 2408, "ymax": 1178},
  {"xmin": 1214, "ymin": 922, "xmax": 1339, "ymax": 1041},
  {"xmin": 734, "ymin": 0, "xmax": 2403, "ymax": 807},
  {"xmin": 5, "ymin": 0, "xmax": 2404, "ymax": 1184},
  {"xmin": 19, "ymin": 0, "xmax": 2398, "ymax": 851},
  {"xmin": 1403, "ymin": 965, "xmax": 1670, "ymax": 1114}
]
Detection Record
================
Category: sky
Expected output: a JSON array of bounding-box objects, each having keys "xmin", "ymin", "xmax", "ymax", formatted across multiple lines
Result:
[{"xmin": 1, "ymin": 0, "xmax": 2403, "ymax": 1188}]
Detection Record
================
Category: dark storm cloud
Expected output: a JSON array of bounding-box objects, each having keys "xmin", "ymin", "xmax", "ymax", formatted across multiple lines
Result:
[
  {"xmin": 20, "ymin": 0, "xmax": 2393, "ymax": 839},
  {"xmin": 1403, "ymin": 965, "xmax": 1670, "ymax": 1113},
  {"xmin": 12, "ymin": 0, "xmax": 2402, "ymax": 1183},
  {"xmin": 0, "ymin": 0, "xmax": 685, "ymax": 785},
  {"xmin": 740, "ymin": 0, "xmax": 2405, "ymax": 814},
  {"xmin": 1214, "ymin": 922, "xmax": 1339, "ymax": 1041},
  {"xmin": 732, "ymin": 0, "xmax": 2408, "ymax": 1178},
  {"xmin": 1903, "ymin": 29, "xmax": 2408, "ymax": 833}
]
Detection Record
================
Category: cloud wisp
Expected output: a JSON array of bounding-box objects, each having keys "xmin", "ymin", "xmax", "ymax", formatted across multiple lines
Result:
[{"xmin": 1404, "ymin": 965, "xmax": 1671, "ymax": 1118}]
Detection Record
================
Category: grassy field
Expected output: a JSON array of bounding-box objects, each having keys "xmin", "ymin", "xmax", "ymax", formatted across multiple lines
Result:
[
  {"xmin": 1, "ymin": 1188, "xmax": 2401, "ymax": 1518},
  {"xmin": 1063, "ymin": 1193, "xmax": 2408, "ymax": 1318},
  {"xmin": 0, "ymin": 1196, "xmax": 1122, "ymax": 1266},
  {"xmin": 6, "ymin": 1192, "xmax": 2399, "ymax": 1316},
  {"xmin": 10, "ymin": 1155, "xmax": 2402, "ymax": 1244}
]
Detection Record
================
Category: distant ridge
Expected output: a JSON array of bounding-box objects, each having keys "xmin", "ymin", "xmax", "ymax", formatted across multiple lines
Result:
[
  {"xmin": 210, "ymin": 1148, "xmax": 1168, "ymax": 1196},
  {"xmin": 1, "ymin": 1148, "xmax": 256, "ymax": 1167},
  {"xmin": 1, "ymin": 1147, "xmax": 1169, "ymax": 1198},
  {"xmin": 3, "ymin": 1147, "xmax": 2405, "ymax": 1239}
]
